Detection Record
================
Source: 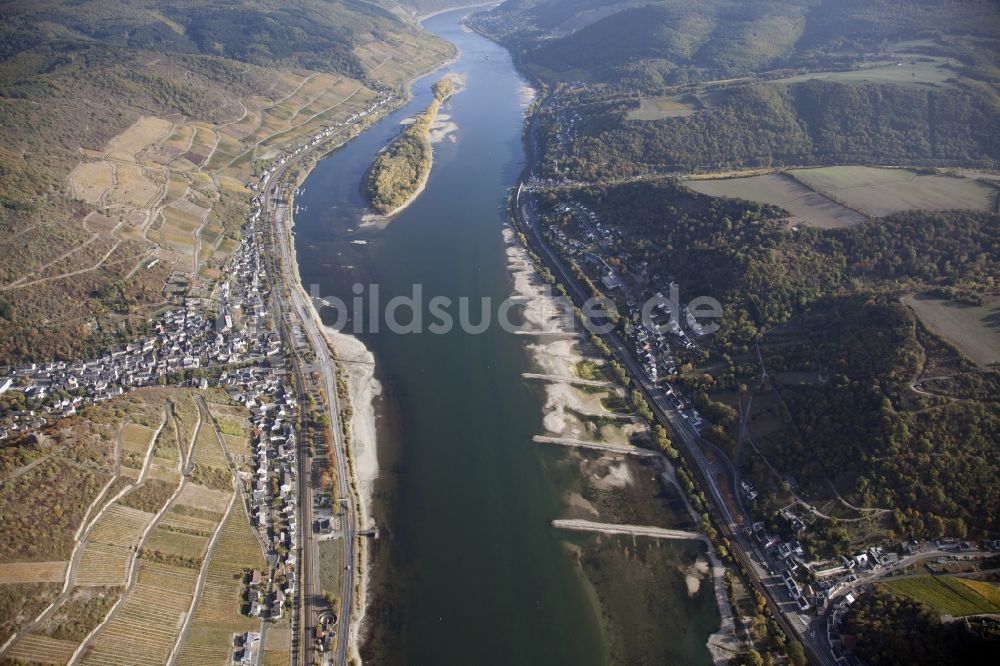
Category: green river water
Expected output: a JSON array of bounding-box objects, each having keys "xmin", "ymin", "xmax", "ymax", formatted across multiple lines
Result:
[{"xmin": 292, "ymin": 8, "xmax": 719, "ymax": 664}]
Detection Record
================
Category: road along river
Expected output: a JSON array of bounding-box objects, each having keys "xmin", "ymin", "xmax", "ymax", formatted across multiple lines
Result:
[{"xmin": 291, "ymin": 7, "xmax": 721, "ymax": 664}]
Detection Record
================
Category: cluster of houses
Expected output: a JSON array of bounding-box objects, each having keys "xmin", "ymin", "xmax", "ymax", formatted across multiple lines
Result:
[
  {"xmin": 223, "ymin": 367, "xmax": 300, "ymax": 621},
  {"xmin": 314, "ymin": 610, "xmax": 339, "ymax": 655},
  {"xmin": 747, "ymin": 516, "xmax": 911, "ymax": 615},
  {"xmin": 0, "ymin": 79, "xmax": 405, "ymax": 664},
  {"xmin": 550, "ymin": 108, "xmax": 581, "ymax": 151},
  {"xmin": 0, "ymin": 300, "xmax": 272, "ymax": 438},
  {"xmin": 747, "ymin": 521, "xmax": 830, "ymax": 612},
  {"xmin": 539, "ymin": 198, "xmax": 703, "ymax": 389},
  {"xmin": 825, "ymin": 595, "xmax": 865, "ymax": 666},
  {"xmin": 0, "ymin": 87, "xmax": 396, "ymax": 442},
  {"xmin": 232, "ymin": 631, "xmax": 261, "ymax": 665},
  {"xmin": 0, "ymin": 195, "xmax": 276, "ymax": 438}
]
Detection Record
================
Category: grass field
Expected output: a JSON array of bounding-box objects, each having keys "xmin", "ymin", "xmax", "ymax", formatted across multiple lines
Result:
[
  {"xmin": 76, "ymin": 504, "xmax": 157, "ymax": 585},
  {"xmin": 957, "ymin": 578, "xmax": 1000, "ymax": 606},
  {"xmin": 628, "ymin": 94, "xmax": 701, "ymax": 121},
  {"xmin": 191, "ymin": 410, "xmax": 230, "ymax": 470},
  {"xmin": 903, "ymin": 293, "xmax": 1000, "ymax": 368},
  {"xmin": 884, "ymin": 576, "xmax": 1000, "ymax": 616},
  {"xmin": 106, "ymin": 163, "xmax": 164, "ymax": 210},
  {"xmin": 105, "ymin": 117, "xmax": 174, "ymax": 163},
  {"xmin": 69, "ymin": 161, "xmax": 115, "ymax": 205},
  {"xmin": 687, "ymin": 174, "xmax": 867, "ymax": 228},
  {"xmin": 771, "ymin": 56, "xmax": 960, "ymax": 90},
  {"xmin": 144, "ymin": 523, "xmax": 213, "ymax": 561},
  {"xmin": 121, "ymin": 423, "xmax": 156, "ymax": 457},
  {"xmin": 75, "ymin": 542, "xmax": 133, "ymax": 588},
  {"xmin": 789, "ymin": 166, "xmax": 998, "ymax": 217},
  {"xmin": 175, "ymin": 483, "xmax": 232, "ymax": 514},
  {"xmin": 0, "ymin": 561, "xmax": 68, "ymax": 584},
  {"xmin": 354, "ymin": 33, "xmax": 456, "ymax": 88}
]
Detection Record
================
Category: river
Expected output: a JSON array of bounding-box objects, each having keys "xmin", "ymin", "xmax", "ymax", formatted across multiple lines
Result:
[{"xmin": 292, "ymin": 7, "xmax": 720, "ymax": 665}]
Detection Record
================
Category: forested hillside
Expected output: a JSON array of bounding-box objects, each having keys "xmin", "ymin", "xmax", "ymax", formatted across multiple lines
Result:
[
  {"xmin": 535, "ymin": 179, "xmax": 1000, "ymax": 535},
  {"xmin": 488, "ymin": 0, "xmax": 1000, "ymax": 657},
  {"xmin": 476, "ymin": 0, "xmax": 1000, "ymax": 177},
  {"xmin": 842, "ymin": 589, "xmax": 1000, "ymax": 666},
  {"xmin": 541, "ymin": 80, "xmax": 1000, "ymax": 178},
  {"xmin": 477, "ymin": 0, "xmax": 1000, "ymax": 87},
  {"xmin": 2, "ymin": 0, "xmax": 409, "ymax": 78}
]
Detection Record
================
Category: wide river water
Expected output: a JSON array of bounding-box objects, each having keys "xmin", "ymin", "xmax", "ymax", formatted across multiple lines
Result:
[{"xmin": 292, "ymin": 7, "xmax": 719, "ymax": 664}]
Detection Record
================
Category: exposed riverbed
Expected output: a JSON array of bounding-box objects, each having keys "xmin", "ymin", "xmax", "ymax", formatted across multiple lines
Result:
[{"xmin": 291, "ymin": 7, "xmax": 721, "ymax": 664}]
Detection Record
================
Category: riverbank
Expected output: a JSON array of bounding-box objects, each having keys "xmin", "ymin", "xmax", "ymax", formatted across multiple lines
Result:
[
  {"xmin": 504, "ymin": 227, "xmax": 645, "ymax": 446},
  {"xmin": 289, "ymin": 5, "xmax": 732, "ymax": 661},
  {"xmin": 497, "ymin": 36, "xmax": 739, "ymax": 665},
  {"xmin": 277, "ymin": 41, "xmax": 464, "ymax": 666},
  {"xmin": 505, "ymin": 222, "xmax": 737, "ymax": 662}
]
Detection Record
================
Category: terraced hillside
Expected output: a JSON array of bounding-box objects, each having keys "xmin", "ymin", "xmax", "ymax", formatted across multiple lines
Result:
[
  {"xmin": 0, "ymin": 0, "xmax": 455, "ymax": 365},
  {"xmin": 0, "ymin": 388, "xmax": 260, "ymax": 665}
]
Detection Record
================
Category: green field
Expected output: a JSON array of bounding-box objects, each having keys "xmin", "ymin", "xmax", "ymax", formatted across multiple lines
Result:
[
  {"xmin": 688, "ymin": 166, "xmax": 998, "ymax": 228},
  {"xmin": 789, "ymin": 166, "xmax": 998, "ymax": 218},
  {"xmin": 628, "ymin": 94, "xmax": 701, "ymax": 121},
  {"xmin": 687, "ymin": 174, "xmax": 867, "ymax": 228},
  {"xmin": 903, "ymin": 293, "xmax": 1000, "ymax": 368},
  {"xmin": 771, "ymin": 56, "xmax": 960, "ymax": 89},
  {"xmin": 883, "ymin": 576, "xmax": 1000, "ymax": 617}
]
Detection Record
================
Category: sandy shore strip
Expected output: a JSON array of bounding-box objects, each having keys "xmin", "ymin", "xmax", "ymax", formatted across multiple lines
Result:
[
  {"xmin": 275, "ymin": 28, "xmax": 468, "ymax": 663},
  {"xmin": 503, "ymin": 226, "xmax": 644, "ymax": 446},
  {"xmin": 504, "ymin": 225, "xmax": 739, "ymax": 663}
]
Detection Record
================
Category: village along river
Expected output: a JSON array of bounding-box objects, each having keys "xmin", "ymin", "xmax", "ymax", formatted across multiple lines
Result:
[{"xmin": 292, "ymin": 7, "xmax": 719, "ymax": 664}]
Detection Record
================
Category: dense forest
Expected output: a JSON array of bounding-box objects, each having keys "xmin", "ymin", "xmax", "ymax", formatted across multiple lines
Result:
[
  {"xmin": 475, "ymin": 0, "xmax": 1000, "ymax": 179},
  {"xmin": 550, "ymin": 181, "xmax": 998, "ymax": 344},
  {"xmin": 491, "ymin": 0, "xmax": 1000, "ymax": 653},
  {"xmin": 540, "ymin": 81, "xmax": 1000, "ymax": 179},
  {"xmin": 1, "ymin": 0, "xmax": 414, "ymax": 78},
  {"xmin": 475, "ymin": 0, "xmax": 1000, "ymax": 88},
  {"xmin": 537, "ymin": 180, "xmax": 1000, "ymax": 532},
  {"xmin": 842, "ymin": 589, "xmax": 1000, "ymax": 666}
]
